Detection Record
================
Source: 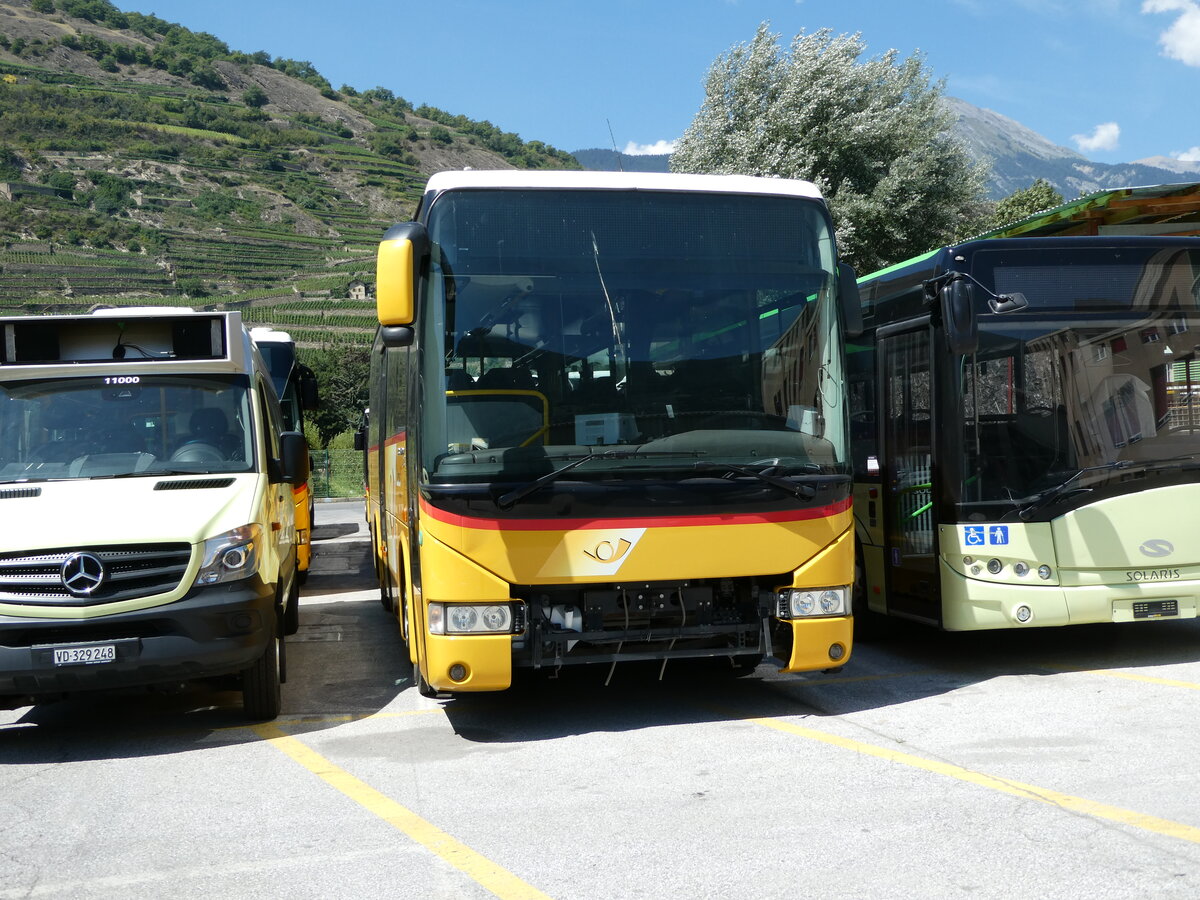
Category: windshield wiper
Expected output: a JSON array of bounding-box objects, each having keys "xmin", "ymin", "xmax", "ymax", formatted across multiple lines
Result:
[
  {"xmin": 1018, "ymin": 461, "xmax": 1130, "ymax": 519},
  {"xmin": 495, "ymin": 449, "xmax": 699, "ymax": 509},
  {"xmin": 1019, "ymin": 455, "xmax": 1200, "ymax": 520},
  {"xmin": 693, "ymin": 462, "xmax": 846, "ymax": 501}
]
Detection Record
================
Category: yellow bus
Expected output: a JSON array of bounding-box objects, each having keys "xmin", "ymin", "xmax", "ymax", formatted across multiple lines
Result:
[
  {"xmin": 250, "ymin": 328, "xmax": 319, "ymax": 592},
  {"xmin": 851, "ymin": 235, "xmax": 1200, "ymax": 632},
  {"xmin": 367, "ymin": 170, "xmax": 862, "ymax": 695}
]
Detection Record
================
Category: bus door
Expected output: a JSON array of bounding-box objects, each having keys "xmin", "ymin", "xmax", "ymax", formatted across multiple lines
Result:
[{"xmin": 879, "ymin": 327, "xmax": 941, "ymax": 625}]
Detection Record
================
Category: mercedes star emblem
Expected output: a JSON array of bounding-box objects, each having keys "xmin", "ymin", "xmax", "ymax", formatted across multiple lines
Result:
[{"xmin": 60, "ymin": 552, "xmax": 106, "ymax": 597}]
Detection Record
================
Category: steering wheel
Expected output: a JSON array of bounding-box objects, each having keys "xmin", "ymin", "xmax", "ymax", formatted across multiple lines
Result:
[{"xmin": 171, "ymin": 441, "xmax": 224, "ymax": 463}]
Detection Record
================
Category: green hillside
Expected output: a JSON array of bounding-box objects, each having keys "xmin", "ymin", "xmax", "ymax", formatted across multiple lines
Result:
[{"xmin": 0, "ymin": 0, "xmax": 578, "ymax": 346}]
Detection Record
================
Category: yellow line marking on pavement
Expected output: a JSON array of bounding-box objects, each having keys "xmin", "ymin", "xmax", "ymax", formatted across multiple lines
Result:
[
  {"xmin": 253, "ymin": 723, "xmax": 553, "ymax": 900},
  {"xmin": 747, "ymin": 716, "xmax": 1200, "ymax": 845}
]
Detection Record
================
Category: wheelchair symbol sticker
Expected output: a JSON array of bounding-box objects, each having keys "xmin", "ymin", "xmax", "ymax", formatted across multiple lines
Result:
[
  {"xmin": 964, "ymin": 526, "xmax": 986, "ymax": 546},
  {"xmin": 962, "ymin": 525, "xmax": 1009, "ymax": 546}
]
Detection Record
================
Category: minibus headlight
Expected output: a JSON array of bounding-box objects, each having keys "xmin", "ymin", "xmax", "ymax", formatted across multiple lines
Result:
[
  {"xmin": 195, "ymin": 525, "xmax": 262, "ymax": 586},
  {"xmin": 777, "ymin": 587, "xmax": 848, "ymax": 618},
  {"xmin": 428, "ymin": 602, "xmax": 516, "ymax": 635}
]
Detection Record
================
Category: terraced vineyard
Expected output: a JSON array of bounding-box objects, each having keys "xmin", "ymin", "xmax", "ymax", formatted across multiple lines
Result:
[
  {"xmin": 0, "ymin": 0, "xmax": 577, "ymax": 347},
  {"xmin": 0, "ymin": 235, "xmax": 383, "ymax": 345}
]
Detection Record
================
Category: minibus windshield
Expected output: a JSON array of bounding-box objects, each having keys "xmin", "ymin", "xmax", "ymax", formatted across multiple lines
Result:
[{"xmin": 0, "ymin": 374, "xmax": 254, "ymax": 481}]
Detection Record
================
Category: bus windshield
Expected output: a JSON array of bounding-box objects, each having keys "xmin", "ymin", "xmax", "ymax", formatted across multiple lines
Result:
[
  {"xmin": 0, "ymin": 374, "xmax": 254, "ymax": 482},
  {"xmin": 418, "ymin": 188, "xmax": 847, "ymax": 492},
  {"xmin": 955, "ymin": 245, "xmax": 1200, "ymax": 520}
]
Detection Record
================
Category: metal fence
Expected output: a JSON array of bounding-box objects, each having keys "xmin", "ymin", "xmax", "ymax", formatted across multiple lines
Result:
[{"xmin": 311, "ymin": 448, "xmax": 364, "ymax": 499}]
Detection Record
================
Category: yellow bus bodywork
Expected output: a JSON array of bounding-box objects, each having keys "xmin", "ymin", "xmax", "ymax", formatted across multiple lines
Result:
[{"xmin": 409, "ymin": 503, "xmax": 855, "ymax": 692}]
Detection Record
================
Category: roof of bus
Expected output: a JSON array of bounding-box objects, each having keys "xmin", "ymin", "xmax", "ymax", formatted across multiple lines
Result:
[
  {"xmin": 979, "ymin": 180, "xmax": 1200, "ymax": 239},
  {"xmin": 423, "ymin": 169, "xmax": 825, "ymax": 200},
  {"xmin": 249, "ymin": 326, "xmax": 295, "ymax": 344}
]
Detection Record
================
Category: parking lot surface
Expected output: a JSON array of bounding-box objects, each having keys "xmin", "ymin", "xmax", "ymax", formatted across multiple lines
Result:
[{"xmin": 3, "ymin": 500, "xmax": 1200, "ymax": 899}]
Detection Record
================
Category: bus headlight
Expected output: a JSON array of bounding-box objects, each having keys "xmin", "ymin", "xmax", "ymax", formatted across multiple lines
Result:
[
  {"xmin": 195, "ymin": 525, "xmax": 261, "ymax": 586},
  {"xmin": 777, "ymin": 587, "xmax": 848, "ymax": 618},
  {"xmin": 429, "ymin": 602, "xmax": 518, "ymax": 635}
]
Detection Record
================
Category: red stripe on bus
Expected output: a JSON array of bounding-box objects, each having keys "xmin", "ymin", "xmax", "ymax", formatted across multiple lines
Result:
[
  {"xmin": 418, "ymin": 495, "xmax": 851, "ymax": 531},
  {"xmin": 366, "ymin": 430, "xmax": 406, "ymax": 455}
]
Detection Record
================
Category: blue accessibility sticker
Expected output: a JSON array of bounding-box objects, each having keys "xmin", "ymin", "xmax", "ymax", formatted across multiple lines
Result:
[
  {"xmin": 961, "ymin": 524, "xmax": 1010, "ymax": 546},
  {"xmin": 963, "ymin": 525, "xmax": 986, "ymax": 546}
]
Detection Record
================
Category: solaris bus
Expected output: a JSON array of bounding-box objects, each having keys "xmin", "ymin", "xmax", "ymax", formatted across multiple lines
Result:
[{"xmin": 850, "ymin": 235, "xmax": 1200, "ymax": 631}]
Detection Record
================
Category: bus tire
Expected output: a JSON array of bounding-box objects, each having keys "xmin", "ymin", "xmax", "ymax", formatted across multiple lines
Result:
[
  {"xmin": 414, "ymin": 658, "xmax": 438, "ymax": 698},
  {"xmin": 852, "ymin": 547, "xmax": 889, "ymax": 641},
  {"xmin": 379, "ymin": 571, "xmax": 394, "ymax": 612},
  {"xmin": 730, "ymin": 653, "xmax": 763, "ymax": 675},
  {"xmin": 242, "ymin": 619, "xmax": 282, "ymax": 720},
  {"xmin": 282, "ymin": 577, "xmax": 300, "ymax": 636}
]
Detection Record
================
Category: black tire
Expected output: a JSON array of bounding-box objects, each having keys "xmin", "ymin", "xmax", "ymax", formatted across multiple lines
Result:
[
  {"xmin": 852, "ymin": 547, "xmax": 889, "ymax": 642},
  {"xmin": 242, "ymin": 619, "xmax": 282, "ymax": 720},
  {"xmin": 379, "ymin": 570, "xmax": 394, "ymax": 612},
  {"xmin": 414, "ymin": 657, "xmax": 438, "ymax": 698},
  {"xmin": 282, "ymin": 578, "xmax": 300, "ymax": 636},
  {"xmin": 730, "ymin": 653, "xmax": 764, "ymax": 675}
]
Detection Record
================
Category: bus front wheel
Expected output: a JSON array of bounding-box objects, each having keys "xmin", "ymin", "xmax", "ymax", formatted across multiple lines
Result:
[{"xmin": 413, "ymin": 658, "xmax": 438, "ymax": 698}]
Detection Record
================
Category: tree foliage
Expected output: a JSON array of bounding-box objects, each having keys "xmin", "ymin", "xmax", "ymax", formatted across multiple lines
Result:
[
  {"xmin": 982, "ymin": 179, "xmax": 1064, "ymax": 234},
  {"xmin": 300, "ymin": 344, "xmax": 371, "ymax": 445},
  {"xmin": 671, "ymin": 24, "xmax": 988, "ymax": 273}
]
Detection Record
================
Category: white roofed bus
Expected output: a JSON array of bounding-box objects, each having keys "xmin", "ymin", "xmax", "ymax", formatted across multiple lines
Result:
[
  {"xmin": 365, "ymin": 169, "xmax": 864, "ymax": 695},
  {"xmin": 250, "ymin": 326, "xmax": 319, "ymax": 582}
]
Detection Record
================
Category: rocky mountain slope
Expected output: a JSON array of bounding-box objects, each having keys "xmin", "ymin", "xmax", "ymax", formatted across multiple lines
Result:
[{"xmin": 574, "ymin": 98, "xmax": 1194, "ymax": 202}]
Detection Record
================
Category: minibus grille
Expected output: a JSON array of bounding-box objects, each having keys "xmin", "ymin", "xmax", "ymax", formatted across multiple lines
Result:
[{"xmin": 0, "ymin": 543, "xmax": 192, "ymax": 606}]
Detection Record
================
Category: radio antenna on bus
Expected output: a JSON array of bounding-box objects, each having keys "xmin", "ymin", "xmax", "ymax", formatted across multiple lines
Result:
[{"xmin": 607, "ymin": 119, "xmax": 624, "ymax": 172}]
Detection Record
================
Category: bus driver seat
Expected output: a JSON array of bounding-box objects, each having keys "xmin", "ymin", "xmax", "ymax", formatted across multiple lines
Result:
[{"xmin": 173, "ymin": 407, "xmax": 234, "ymax": 462}]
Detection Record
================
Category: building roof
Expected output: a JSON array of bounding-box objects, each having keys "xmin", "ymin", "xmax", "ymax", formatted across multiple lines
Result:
[{"xmin": 983, "ymin": 181, "xmax": 1200, "ymax": 239}]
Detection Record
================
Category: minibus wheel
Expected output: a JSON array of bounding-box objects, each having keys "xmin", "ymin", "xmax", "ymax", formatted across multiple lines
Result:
[{"xmin": 242, "ymin": 620, "xmax": 282, "ymax": 720}]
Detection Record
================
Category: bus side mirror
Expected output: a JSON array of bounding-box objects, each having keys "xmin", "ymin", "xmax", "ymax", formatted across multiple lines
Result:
[
  {"xmin": 941, "ymin": 279, "xmax": 978, "ymax": 356},
  {"xmin": 381, "ymin": 325, "xmax": 415, "ymax": 348},
  {"xmin": 278, "ymin": 431, "xmax": 310, "ymax": 485},
  {"xmin": 838, "ymin": 262, "xmax": 863, "ymax": 338},
  {"xmin": 353, "ymin": 428, "xmax": 366, "ymax": 452},
  {"xmin": 298, "ymin": 364, "xmax": 320, "ymax": 410},
  {"xmin": 377, "ymin": 221, "xmax": 429, "ymax": 327}
]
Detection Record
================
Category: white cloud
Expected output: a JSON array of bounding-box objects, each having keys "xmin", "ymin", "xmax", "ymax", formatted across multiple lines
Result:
[
  {"xmin": 1143, "ymin": 0, "xmax": 1200, "ymax": 66},
  {"xmin": 1071, "ymin": 122, "xmax": 1121, "ymax": 153},
  {"xmin": 1175, "ymin": 146, "xmax": 1200, "ymax": 161},
  {"xmin": 622, "ymin": 140, "xmax": 677, "ymax": 156}
]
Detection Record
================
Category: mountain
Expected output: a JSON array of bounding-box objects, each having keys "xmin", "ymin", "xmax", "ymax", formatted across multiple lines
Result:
[
  {"xmin": 0, "ymin": 0, "xmax": 577, "ymax": 345},
  {"xmin": 1130, "ymin": 155, "xmax": 1200, "ymax": 176},
  {"xmin": 944, "ymin": 98, "xmax": 1190, "ymax": 200},
  {"xmin": 573, "ymin": 97, "xmax": 1191, "ymax": 202}
]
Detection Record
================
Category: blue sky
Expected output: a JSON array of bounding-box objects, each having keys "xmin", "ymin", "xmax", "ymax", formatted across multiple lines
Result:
[{"xmin": 113, "ymin": 0, "xmax": 1200, "ymax": 165}]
